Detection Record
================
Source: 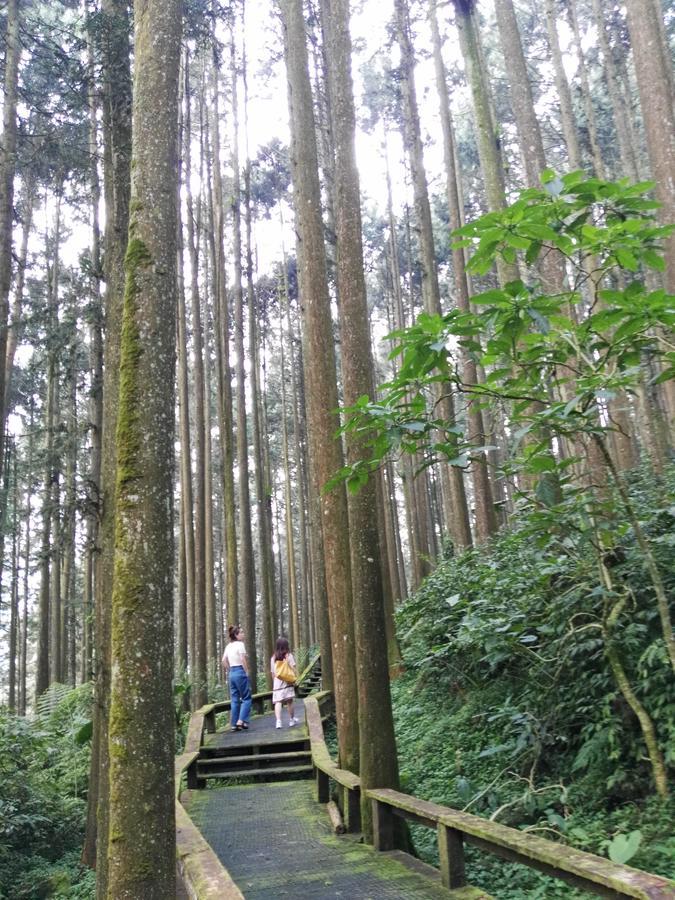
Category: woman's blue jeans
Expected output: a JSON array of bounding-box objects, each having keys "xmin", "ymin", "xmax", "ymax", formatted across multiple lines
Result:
[{"xmin": 229, "ymin": 666, "xmax": 252, "ymax": 725}]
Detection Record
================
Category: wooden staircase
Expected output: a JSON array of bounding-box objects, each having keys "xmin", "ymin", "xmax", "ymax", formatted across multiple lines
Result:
[
  {"xmin": 296, "ymin": 653, "xmax": 322, "ymax": 697},
  {"xmin": 196, "ymin": 735, "xmax": 312, "ymax": 784}
]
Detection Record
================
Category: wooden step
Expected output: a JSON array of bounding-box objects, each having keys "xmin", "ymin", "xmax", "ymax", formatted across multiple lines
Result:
[
  {"xmin": 196, "ymin": 764, "xmax": 313, "ymax": 783},
  {"xmin": 198, "ymin": 751, "xmax": 311, "ymax": 773}
]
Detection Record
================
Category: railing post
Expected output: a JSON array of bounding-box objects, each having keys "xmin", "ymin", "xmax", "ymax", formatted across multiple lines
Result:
[
  {"xmin": 371, "ymin": 797, "xmax": 394, "ymax": 851},
  {"xmin": 316, "ymin": 768, "xmax": 330, "ymax": 804},
  {"xmin": 186, "ymin": 758, "xmax": 200, "ymax": 791},
  {"xmin": 438, "ymin": 823, "xmax": 466, "ymax": 889},
  {"xmin": 203, "ymin": 709, "xmax": 215, "ymax": 734},
  {"xmin": 344, "ymin": 786, "xmax": 361, "ymax": 834}
]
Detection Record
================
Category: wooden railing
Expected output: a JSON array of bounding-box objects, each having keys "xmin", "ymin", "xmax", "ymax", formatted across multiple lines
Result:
[
  {"xmin": 303, "ymin": 695, "xmax": 675, "ymax": 900},
  {"xmin": 304, "ymin": 692, "xmax": 361, "ymax": 832}
]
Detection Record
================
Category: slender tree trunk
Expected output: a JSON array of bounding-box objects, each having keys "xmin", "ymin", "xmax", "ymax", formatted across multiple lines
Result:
[
  {"xmin": 184, "ymin": 57, "xmax": 208, "ymax": 707},
  {"xmin": 230, "ymin": 31, "xmax": 257, "ymax": 689},
  {"xmin": 7, "ymin": 445, "xmax": 18, "ymax": 710},
  {"xmin": 430, "ymin": 0, "xmax": 496, "ymax": 543},
  {"xmin": 0, "ymin": 0, "xmax": 21, "ymax": 469},
  {"xmin": 280, "ymin": 0, "xmax": 358, "ymax": 771},
  {"xmin": 567, "ymin": 0, "xmax": 606, "ymax": 178},
  {"xmin": 210, "ymin": 24, "xmax": 239, "ymax": 627},
  {"xmin": 321, "ymin": 0, "xmax": 402, "ymax": 838},
  {"xmin": 105, "ymin": 0, "xmax": 181, "ymax": 895},
  {"xmin": 395, "ymin": 0, "xmax": 472, "ymax": 552},
  {"xmin": 624, "ymin": 0, "xmax": 675, "ymax": 435},
  {"xmin": 544, "ymin": 0, "xmax": 583, "ymax": 169}
]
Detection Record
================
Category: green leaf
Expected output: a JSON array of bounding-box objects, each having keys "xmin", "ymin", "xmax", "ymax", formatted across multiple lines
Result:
[
  {"xmin": 608, "ymin": 831, "xmax": 642, "ymax": 865},
  {"xmin": 75, "ymin": 720, "xmax": 93, "ymax": 745},
  {"xmin": 642, "ymin": 249, "xmax": 665, "ymax": 271}
]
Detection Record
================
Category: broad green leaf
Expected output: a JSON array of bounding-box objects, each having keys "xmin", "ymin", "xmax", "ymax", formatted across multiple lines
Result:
[{"xmin": 608, "ymin": 831, "xmax": 642, "ymax": 865}]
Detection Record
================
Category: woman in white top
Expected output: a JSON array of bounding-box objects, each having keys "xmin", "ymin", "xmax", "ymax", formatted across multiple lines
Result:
[
  {"xmin": 271, "ymin": 636, "xmax": 298, "ymax": 729},
  {"xmin": 222, "ymin": 625, "xmax": 252, "ymax": 731}
]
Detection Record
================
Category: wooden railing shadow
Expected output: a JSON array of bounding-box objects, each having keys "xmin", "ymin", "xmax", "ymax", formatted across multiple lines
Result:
[{"xmin": 303, "ymin": 693, "xmax": 675, "ymax": 900}]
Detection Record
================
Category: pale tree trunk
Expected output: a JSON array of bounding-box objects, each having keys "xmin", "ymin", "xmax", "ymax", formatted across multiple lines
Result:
[
  {"xmin": 567, "ymin": 0, "xmax": 606, "ymax": 178},
  {"xmin": 624, "ymin": 0, "xmax": 675, "ymax": 437},
  {"xmin": 280, "ymin": 0, "xmax": 358, "ymax": 771},
  {"xmin": 590, "ymin": 0, "xmax": 639, "ymax": 179},
  {"xmin": 5, "ymin": 179, "xmax": 35, "ymax": 415},
  {"xmin": 18, "ymin": 404, "xmax": 34, "ymax": 716},
  {"xmin": 184, "ymin": 57, "xmax": 208, "ymax": 707},
  {"xmin": 241, "ymin": 19, "xmax": 274, "ymax": 675},
  {"xmin": 395, "ymin": 0, "xmax": 472, "ymax": 552},
  {"xmin": 0, "ymin": 0, "xmax": 21, "ymax": 469},
  {"xmin": 429, "ymin": 0, "xmax": 496, "ymax": 543},
  {"xmin": 7, "ymin": 445, "xmax": 18, "ymax": 710},
  {"xmin": 60, "ymin": 353, "xmax": 77, "ymax": 684},
  {"xmin": 544, "ymin": 0, "xmax": 582, "ymax": 169},
  {"xmin": 176, "ymin": 112, "xmax": 195, "ymax": 688},
  {"xmin": 230, "ymin": 31, "xmax": 257, "ymax": 690},
  {"xmin": 87, "ymin": 0, "xmax": 132, "ymax": 882},
  {"xmin": 210, "ymin": 23, "xmax": 239, "ymax": 627},
  {"xmin": 105, "ymin": 0, "xmax": 181, "ymax": 896},
  {"xmin": 279, "ymin": 307, "xmax": 300, "ymax": 648}
]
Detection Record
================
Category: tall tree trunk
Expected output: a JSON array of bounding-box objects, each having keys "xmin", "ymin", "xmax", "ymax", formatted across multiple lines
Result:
[
  {"xmin": 230, "ymin": 32, "xmax": 257, "ymax": 690},
  {"xmin": 5, "ymin": 178, "xmax": 35, "ymax": 415},
  {"xmin": 105, "ymin": 0, "xmax": 181, "ymax": 896},
  {"xmin": 395, "ymin": 0, "xmax": 473, "ymax": 552},
  {"xmin": 0, "ymin": 0, "xmax": 21, "ymax": 470},
  {"xmin": 429, "ymin": 0, "xmax": 496, "ymax": 543},
  {"xmin": 210, "ymin": 25, "xmax": 239, "ymax": 627},
  {"xmin": 280, "ymin": 0, "xmax": 358, "ymax": 771},
  {"xmin": 624, "ymin": 0, "xmax": 675, "ymax": 435},
  {"xmin": 589, "ymin": 0, "xmax": 639, "ymax": 180},
  {"xmin": 184, "ymin": 56, "xmax": 208, "ymax": 707},
  {"xmin": 320, "ymin": 0, "xmax": 401, "ymax": 836},
  {"xmin": 86, "ymin": 0, "xmax": 132, "ymax": 885},
  {"xmin": 7, "ymin": 444, "xmax": 18, "ymax": 710},
  {"xmin": 567, "ymin": 0, "xmax": 606, "ymax": 178},
  {"xmin": 544, "ymin": 0, "xmax": 582, "ymax": 169}
]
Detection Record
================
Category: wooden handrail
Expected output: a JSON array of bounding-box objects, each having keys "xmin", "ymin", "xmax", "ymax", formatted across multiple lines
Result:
[
  {"xmin": 368, "ymin": 787, "xmax": 675, "ymax": 899},
  {"xmin": 304, "ymin": 693, "xmax": 361, "ymax": 832}
]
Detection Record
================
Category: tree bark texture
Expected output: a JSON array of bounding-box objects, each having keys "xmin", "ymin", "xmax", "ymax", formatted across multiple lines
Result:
[{"xmin": 105, "ymin": 0, "xmax": 181, "ymax": 896}]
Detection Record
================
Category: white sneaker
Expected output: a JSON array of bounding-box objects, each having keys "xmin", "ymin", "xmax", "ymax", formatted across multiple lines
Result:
[
  {"xmin": 288, "ymin": 717, "xmax": 298, "ymax": 727},
  {"xmin": 275, "ymin": 720, "xmax": 282, "ymax": 729}
]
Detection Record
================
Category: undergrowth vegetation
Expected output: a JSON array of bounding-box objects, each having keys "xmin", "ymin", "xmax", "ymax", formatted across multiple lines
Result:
[
  {"xmin": 0, "ymin": 684, "xmax": 94, "ymax": 900},
  {"xmin": 392, "ymin": 465, "xmax": 675, "ymax": 897}
]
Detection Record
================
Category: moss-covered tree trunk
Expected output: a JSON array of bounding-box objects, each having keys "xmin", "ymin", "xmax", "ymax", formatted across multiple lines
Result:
[
  {"xmin": 104, "ymin": 0, "xmax": 181, "ymax": 896},
  {"xmin": 279, "ymin": 0, "xmax": 359, "ymax": 772},
  {"xmin": 84, "ymin": 0, "xmax": 132, "ymax": 881}
]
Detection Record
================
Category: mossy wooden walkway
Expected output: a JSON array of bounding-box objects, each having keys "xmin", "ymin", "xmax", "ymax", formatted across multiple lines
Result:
[
  {"xmin": 181, "ymin": 701, "xmax": 484, "ymax": 898},
  {"xmin": 184, "ymin": 771, "xmax": 480, "ymax": 898}
]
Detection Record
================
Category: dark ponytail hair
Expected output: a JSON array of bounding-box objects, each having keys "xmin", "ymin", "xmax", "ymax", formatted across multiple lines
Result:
[
  {"xmin": 229, "ymin": 625, "xmax": 242, "ymax": 642},
  {"xmin": 274, "ymin": 636, "xmax": 290, "ymax": 661}
]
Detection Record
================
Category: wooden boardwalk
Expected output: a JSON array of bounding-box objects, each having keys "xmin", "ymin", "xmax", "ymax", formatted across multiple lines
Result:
[
  {"xmin": 184, "ymin": 771, "xmax": 475, "ymax": 899},
  {"xmin": 182, "ymin": 704, "xmax": 483, "ymax": 898}
]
